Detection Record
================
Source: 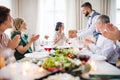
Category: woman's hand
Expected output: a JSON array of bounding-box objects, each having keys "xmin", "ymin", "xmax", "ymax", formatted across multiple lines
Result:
[
  {"xmin": 7, "ymin": 35, "xmax": 20, "ymax": 50},
  {"xmin": 30, "ymin": 34, "xmax": 40, "ymax": 42},
  {"xmin": 16, "ymin": 34, "xmax": 40, "ymax": 54}
]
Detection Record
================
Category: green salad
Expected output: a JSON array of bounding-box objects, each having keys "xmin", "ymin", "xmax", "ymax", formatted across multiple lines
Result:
[
  {"xmin": 54, "ymin": 48, "xmax": 75, "ymax": 59},
  {"xmin": 42, "ymin": 55, "xmax": 77, "ymax": 71},
  {"xmin": 55, "ymin": 48, "xmax": 74, "ymax": 55}
]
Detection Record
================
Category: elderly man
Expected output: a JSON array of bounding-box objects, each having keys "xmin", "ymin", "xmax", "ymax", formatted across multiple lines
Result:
[{"xmin": 85, "ymin": 15, "xmax": 119, "ymax": 65}]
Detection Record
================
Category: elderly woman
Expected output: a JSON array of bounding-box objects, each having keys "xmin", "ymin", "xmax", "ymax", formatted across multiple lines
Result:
[
  {"xmin": 0, "ymin": 6, "xmax": 20, "ymax": 67},
  {"xmin": 11, "ymin": 18, "xmax": 39, "ymax": 60}
]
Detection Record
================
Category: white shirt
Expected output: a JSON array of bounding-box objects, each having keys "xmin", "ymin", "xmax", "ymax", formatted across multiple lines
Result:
[
  {"xmin": 89, "ymin": 35, "xmax": 119, "ymax": 64},
  {"xmin": 77, "ymin": 11, "xmax": 100, "ymax": 37},
  {"xmin": 53, "ymin": 31, "xmax": 67, "ymax": 46}
]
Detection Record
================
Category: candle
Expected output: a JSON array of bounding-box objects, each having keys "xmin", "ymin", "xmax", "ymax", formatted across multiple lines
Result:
[{"xmin": 90, "ymin": 60, "xmax": 97, "ymax": 71}]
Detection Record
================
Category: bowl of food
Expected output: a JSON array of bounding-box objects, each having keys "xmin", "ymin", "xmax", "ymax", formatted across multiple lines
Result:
[{"xmin": 42, "ymin": 55, "xmax": 78, "ymax": 72}]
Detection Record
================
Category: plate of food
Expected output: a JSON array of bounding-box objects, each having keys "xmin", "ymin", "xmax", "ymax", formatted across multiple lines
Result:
[
  {"xmin": 42, "ymin": 55, "xmax": 78, "ymax": 72},
  {"xmin": 55, "ymin": 48, "xmax": 75, "ymax": 59},
  {"xmin": 24, "ymin": 52, "xmax": 49, "ymax": 59}
]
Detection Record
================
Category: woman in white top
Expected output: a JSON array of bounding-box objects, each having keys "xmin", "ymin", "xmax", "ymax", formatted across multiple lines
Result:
[
  {"xmin": 53, "ymin": 22, "xmax": 67, "ymax": 46},
  {"xmin": 85, "ymin": 15, "xmax": 119, "ymax": 64}
]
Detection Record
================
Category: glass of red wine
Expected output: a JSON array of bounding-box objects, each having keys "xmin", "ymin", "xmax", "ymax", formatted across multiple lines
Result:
[
  {"xmin": 78, "ymin": 54, "xmax": 90, "ymax": 65},
  {"xmin": 44, "ymin": 46, "xmax": 52, "ymax": 52}
]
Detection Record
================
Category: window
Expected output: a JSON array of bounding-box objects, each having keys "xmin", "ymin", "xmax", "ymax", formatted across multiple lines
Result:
[{"xmin": 37, "ymin": 0, "xmax": 67, "ymax": 40}]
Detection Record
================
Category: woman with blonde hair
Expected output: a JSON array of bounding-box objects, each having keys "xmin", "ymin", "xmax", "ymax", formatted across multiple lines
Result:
[{"xmin": 11, "ymin": 18, "xmax": 39, "ymax": 60}]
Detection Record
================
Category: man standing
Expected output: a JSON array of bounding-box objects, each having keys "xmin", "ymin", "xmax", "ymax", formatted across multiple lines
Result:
[{"xmin": 77, "ymin": 2, "xmax": 101, "ymax": 41}]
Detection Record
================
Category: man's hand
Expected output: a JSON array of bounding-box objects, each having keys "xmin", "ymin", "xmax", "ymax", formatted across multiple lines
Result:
[
  {"xmin": 102, "ymin": 23, "xmax": 120, "ymax": 40},
  {"xmin": 84, "ymin": 38, "xmax": 94, "ymax": 49}
]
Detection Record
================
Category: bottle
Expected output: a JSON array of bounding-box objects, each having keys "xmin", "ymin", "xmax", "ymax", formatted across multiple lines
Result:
[
  {"xmin": 116, "ymin": 57, "xmax": 120, "ymax": 68},
  {"xmin": 0, "ymin": 49, "xmax": 5, "ymax": 69}
]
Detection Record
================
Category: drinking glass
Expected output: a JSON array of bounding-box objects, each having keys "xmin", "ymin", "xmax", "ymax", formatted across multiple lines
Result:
[
  {"xmin": 67, "ymin": 39, "xmax": 72, "ymax": 47},
  {"xmin": 78, "ymin": 54, "xmax": 90, "ymax": 65},
  {"xmin": 78, "ymin": 54, "xmax": 91, "ymax": 78},
  {"xmin": 44, "ymin": 46, "xmax": 52, "ymax": 53},
  {"xmin": 78, "ymin": 42, "xmax": 84, "ymax": 51}
]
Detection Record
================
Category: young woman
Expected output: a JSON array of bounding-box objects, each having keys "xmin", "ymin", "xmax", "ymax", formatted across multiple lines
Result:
[
  {"xmin": 11, "ymin": 18, "xmax": 39, "ymax": 60},
  {"xmin": 53, "ymin": 22, "xmax": 67, "ymax": 46}
]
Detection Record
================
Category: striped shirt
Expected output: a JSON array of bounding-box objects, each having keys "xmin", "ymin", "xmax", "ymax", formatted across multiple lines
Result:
[
  {"xmin": 0, "ymin": 31, "xmax": 14, "ymax": 59},
  {"xmin": 0, "ymin": 31, "xmax": 10, "ymax": 49}
]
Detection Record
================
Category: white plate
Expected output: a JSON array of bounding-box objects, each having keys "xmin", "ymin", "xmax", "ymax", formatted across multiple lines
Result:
[
  {"xmin": 24, "ymin": 52, "xmax": 49, "ymax": 59},
  {"xmin": 91, "ymin": 54, "xmax": 107, "ymax": 61}
]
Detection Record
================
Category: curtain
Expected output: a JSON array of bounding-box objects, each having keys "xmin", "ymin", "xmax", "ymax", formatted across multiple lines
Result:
[
  {"xmin": 109, "ymin": 0, "xmax": 116, "ymax": 25},
  {"xmin": 100, "ymin": 0, "xmax": 110, "ymax": 15},
  {"xmin": 65, "ymin": 0, "xmax": 76, "ymax": 36}
]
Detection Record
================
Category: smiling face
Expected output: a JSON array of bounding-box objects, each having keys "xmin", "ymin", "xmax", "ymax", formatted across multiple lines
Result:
[
  {"xmin": 95, "ymin": 21, "xmax": 105, "ymax": 33},
  {"xmin": 0, "ymin": 6, "xmax": 12, "ymax": 32},
  {"xmin": 13, "ymin": 18, "xmax": 27, "ymax": 32},
  {"xmin": 59, "ymin": 23, "xmax": 64, "ymax": 32},
  {"xmin": 95, "ymin": 15, "xmax": 110, "ymax": 33},
  {"xmin": 0, "ymin": 14, "xmax": 13, "ymax": 32},
  {"xmin": 81, "ymin": 7, "xmax": 90, "ymax": 17},
  {"xmin": 20, "ymin": 22, "xmax": 27, "ymax": 31},
  {"xmin": 4, "ymin": 14, "xmax": 13, "ymax": 28}
]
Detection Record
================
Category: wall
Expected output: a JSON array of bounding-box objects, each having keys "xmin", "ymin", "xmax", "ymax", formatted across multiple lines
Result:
[
  {"xmin": 17, "ymin": 0, "xmax": 101, "ymax": 36},
  {"xmin": 0, "ymin": 0, "xmax": 19, "ymax": 37},
  {"xmin": 1, "ymin": 0, "xmax": 116, "ymax": 36},
  {"xmin": 110, "ymin": 0, "xmax": 116, "ymax": 25},
  {"xmin": 18, "ymin": 0, "xmax": 38, "ymax": 35},
  {"xmin": 80, "ymin": 0, "xmax": 101, "ymax": 29}
]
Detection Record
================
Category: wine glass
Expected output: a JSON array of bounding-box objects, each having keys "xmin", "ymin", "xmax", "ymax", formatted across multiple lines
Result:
[
  {"xmin": 78, "ymin": 54, "xmax": 90, "ymax": 65},
  {"xmin": 78, "ymin": 54, "xmax": 91, "ymax": 78},
  {"xmin": 78, "ymin": 42, "xmax": 84, "ymax": 51},
  {"xmin": 44, "ymin": 46, "xmax": 52, "ymax": 53},
  {"xmin": 40, "ymin": 40, "xmax": 46, "ymax": 47},
  {"xmin": 67, "ymin": 39, "xmax": 72, "ymax": 47}
]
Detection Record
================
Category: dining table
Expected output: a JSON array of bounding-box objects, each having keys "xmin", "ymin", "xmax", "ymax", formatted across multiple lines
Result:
[
  {"xmin": 89, "ymin": 60, "xmax": 120, "ymax": 79},
  {"xmin": 0, "ymin": 47, "xmax": 120, "ymax": 80}
]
